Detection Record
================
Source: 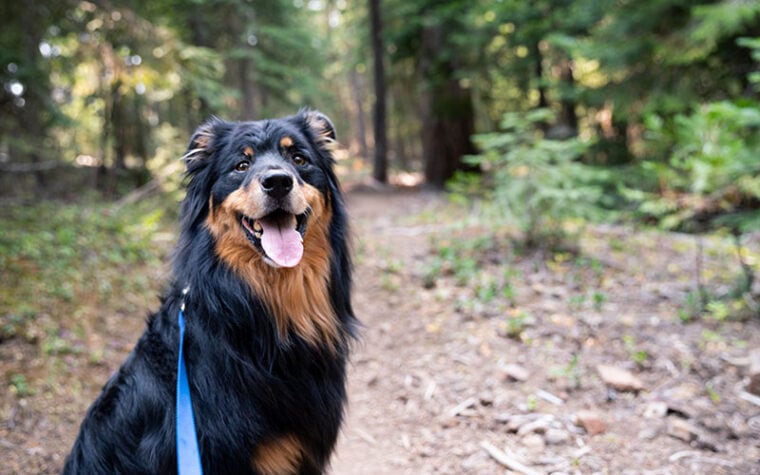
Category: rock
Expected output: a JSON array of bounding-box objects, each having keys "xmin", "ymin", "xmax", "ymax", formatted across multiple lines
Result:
[
  {"xmin": 575, "ymin": 410, "xmax": 607, "ymax": 435},
  {"xmin": 748, "ymin": 349, "xmax": 760, "ymax": 396},
  {"xmin": 596, "ymin": 364, "xmax": 645, "ymax": 392},
  {"xmin": 638, "ymin": 426, "xmax": 660, "ymax": 440},
  {"xmin": 544, "ymin": 428, "xmax": 570, "ymax": 445},
  {"xmin": 521, "ymin": 433, "xmax": 546, "ymax": 449},
  {"xmin": 643, "ymin": 400, "xmax": 668, "ymax": 418},
  {"xmin": 667, "ymin": 417, "xmax": 699, "ymax": 443},
  {"xmin": 516, "ymin": 417, "xmax": 553, "ymax": 436},
  {"xmin": 666, "ymin": 417, "xmax": 722, "ymax": 451},
  {"xmin": 501, "ymin": 364, "xmax": 530, "ymax": 382}
]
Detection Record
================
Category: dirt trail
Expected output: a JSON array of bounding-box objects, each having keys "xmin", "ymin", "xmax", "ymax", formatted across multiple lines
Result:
[
  {"xmin": 331, "ymin": 189, "xmax": 760, "ymax": 474},
  {"xmin": 331, "ymin": 189, "xmax": 445, "ymax": 474}
]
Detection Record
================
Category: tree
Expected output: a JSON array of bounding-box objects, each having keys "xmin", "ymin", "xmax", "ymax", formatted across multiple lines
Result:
[
  {"xmin": 369, "ymin": 0, "xmax": 388, "ymax": 183},
  {"xmin": 387, "ymin": 0, "xmax": 479, "ymax": 188}
]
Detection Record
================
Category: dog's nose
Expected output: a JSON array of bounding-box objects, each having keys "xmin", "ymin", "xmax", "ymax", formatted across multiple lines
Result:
[{"xmin": 261, "ymin": 171, "xmax": 294, "ymax": 200}]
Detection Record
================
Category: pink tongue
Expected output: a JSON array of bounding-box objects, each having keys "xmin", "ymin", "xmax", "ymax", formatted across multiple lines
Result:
[{"xmin": 259, "ymin": 218, "xmax": 303, "ymax": 267}]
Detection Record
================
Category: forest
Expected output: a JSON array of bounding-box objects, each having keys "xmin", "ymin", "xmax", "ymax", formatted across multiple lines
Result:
[{"xmin": 1, "ymin": 0, "xmax": 760, "ymax": 473}]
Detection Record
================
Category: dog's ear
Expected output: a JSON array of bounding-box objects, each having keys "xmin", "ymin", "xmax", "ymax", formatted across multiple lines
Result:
[
  {"xmin": 298, "ymin": 109, "xmax": 337, "ymax": 151},
  {"xmin": 182, "ymin": 117, "xmax": 228, "ymax": 164}
]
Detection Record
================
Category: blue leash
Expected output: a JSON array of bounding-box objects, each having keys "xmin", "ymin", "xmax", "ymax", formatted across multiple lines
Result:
[{"xmin": 177, "ymin": 306, "xmax": 203, "ymax": 475}]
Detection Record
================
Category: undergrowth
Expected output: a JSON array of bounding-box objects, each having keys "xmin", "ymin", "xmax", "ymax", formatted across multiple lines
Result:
[{"xmin": 0, "ymin": 195, "xmax": 176, "ymax": 355}]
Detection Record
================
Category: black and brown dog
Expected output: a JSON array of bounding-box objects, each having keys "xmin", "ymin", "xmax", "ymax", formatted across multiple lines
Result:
[{"xmin": 64, "ymin": 110, "xmax": 356, "ymax": 474}]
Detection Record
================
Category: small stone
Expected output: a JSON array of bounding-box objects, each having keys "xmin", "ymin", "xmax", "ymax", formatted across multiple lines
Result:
[
  {"xmin": 501, "ymin": 364, "xmax": 530, "ymax": 382},
  {"xmin": 575, "ymin": 410, "xmax": 607, "ymax": 435},
  {"xmin": 522, "ymin": 433, "xmax": 546, "ymax": 449},
  {"xmin": 544, "ymin": 428, "xmax": 570, "ymax": 445},
  {"xmin": 643, "ymin": 401, "xmax": 668, "ymax": 418},
  {"xmin": 596, "ymin": 364, "xmax": 645, "ymax": 392},
  {"xmin": 667, "ymin": 417, "xmax": 699, "ymax": 443},
  {"xmin": 638, "ymin": 426, "xmax": 660, "ymax": 440}
]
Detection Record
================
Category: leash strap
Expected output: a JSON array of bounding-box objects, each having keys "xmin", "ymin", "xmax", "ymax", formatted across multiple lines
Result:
[{"xmin": 177, "ymin": 308, "xmax": 203, "ymax": 475}]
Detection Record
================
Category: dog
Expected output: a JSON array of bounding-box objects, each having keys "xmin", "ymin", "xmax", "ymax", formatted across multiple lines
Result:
[{"xmin": 64, "ymin": 110, "xmax": 356, "ymax": 474}]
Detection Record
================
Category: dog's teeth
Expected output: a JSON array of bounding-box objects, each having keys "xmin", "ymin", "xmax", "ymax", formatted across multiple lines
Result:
[
  {"xmin": 254, "ymin": 231, "xmax": 262, "ymax": 239},
  {"xmin": 253, "ymin": 220, "xmax": 262, "ymax": 232}
]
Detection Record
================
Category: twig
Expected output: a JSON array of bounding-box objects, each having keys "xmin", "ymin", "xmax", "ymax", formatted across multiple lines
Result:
[
  {"xmin": 0, "ymin": 438, "xmax": 20, "ymax": 450},
  {"xmin": 668, "ymin": 450, "xmax": 734, "ymax": 468},
  {"xmin": 111, "ymin": 178, "xmax": 161, "ymax": 209},
  {"xmin": 110, "ymin": 160, "xmax": 182, "ymax": 211},
  {"xmin": 535, "ymin": 389, "xmax": 564, "ymax": 405},
  {"xmin": 354, "ymin": 428, "xmax": 377, "ymax": 445},
  {"xmin": 447, "ymin": 397, "xmax": 477, "ymax": 418},
  {"xmin": 480, "ymin": 440, "xmax": 542, "ymax": 475},
  {"xmin": 738, "ymin": 390, "xmax": 760, "ymax": 407}
]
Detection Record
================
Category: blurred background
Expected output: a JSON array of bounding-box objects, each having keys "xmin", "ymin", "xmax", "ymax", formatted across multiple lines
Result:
[{"xmin": 1, "ymin": 0, "xmax": 758, "ymax": 200}]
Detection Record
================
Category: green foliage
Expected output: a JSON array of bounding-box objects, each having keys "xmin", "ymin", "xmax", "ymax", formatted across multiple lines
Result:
[
  {"xmin": 503, "ymin": 310, "xmax": 530, "ymax": 340},
  {"xmin": 451, "ymin": 109, "xmax": 608, "ymax": 248},
  {"xmin": 739, "ymin": 37, "xmax": 760, "ymax": 89},
  {"xmin": 0, "ymin": 197, "xmax": 172, "ymax": 346},
  {"xmin": 425, "ymin": 235, "xmax": 497, "ymax": 287},
  {"xmin": 633, "ymin": 101, "xmax": 760, "ymax": 233},
  {"xmin": 548, "ymin": 352, "xmax": 583, "ymax": 391},
  {"xmin": 622, "ymin": 335, "xmax": 649, "ymax": 366},
  {"xmin": 9, "ymin": 374, "xmax": 34, "ymax": 397}
]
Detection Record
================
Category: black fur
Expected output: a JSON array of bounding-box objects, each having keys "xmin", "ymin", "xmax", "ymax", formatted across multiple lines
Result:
[{"xmin": 64, "ymin": 111, "xmax": 356, "ymax": 474}]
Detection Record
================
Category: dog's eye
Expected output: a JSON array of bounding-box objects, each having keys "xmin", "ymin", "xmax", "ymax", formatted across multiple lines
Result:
[
  {"xmin": 291, "ymin": 154, "xmax": 308, "ymax": 166},
  {"xmin": 235, "ymin": 161, "xmax": 251, "ymax": 172}
]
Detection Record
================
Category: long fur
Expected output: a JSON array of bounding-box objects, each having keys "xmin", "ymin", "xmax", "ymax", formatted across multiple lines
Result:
[{"xmin": 64, "ymin": 110, "xmax": 356, "ymax": 474}]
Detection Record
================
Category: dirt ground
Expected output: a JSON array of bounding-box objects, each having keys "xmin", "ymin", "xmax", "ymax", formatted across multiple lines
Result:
[
  {"xmin": 2, "ymin": 187, "xmax": 760, "ymax": 474},
  {"xmin": 331, "ymin": 189, "xmax": 760, "ymax": 475}
]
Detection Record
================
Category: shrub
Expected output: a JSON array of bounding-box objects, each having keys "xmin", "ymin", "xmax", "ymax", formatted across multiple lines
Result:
[{"xmin": 450, "ymin": 109, "xmax": 608, "ymax": 249}]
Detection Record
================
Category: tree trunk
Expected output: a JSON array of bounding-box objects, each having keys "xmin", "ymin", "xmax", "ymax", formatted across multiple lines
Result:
[
  {"xmin": 239, "ymin": 57, "xmax": 257, "ymax": 120},
  {"xmin": 19, "ymin": 0, "xmax": 47, "ymax": 190},
  {"xmin": 534, "ymin": 42, "xmax": 548, "ymax": 110},
  {"xmin": 369, "ymin": 0, "xmax": 387, "ymax": 183},
  {"xmin": 419, "ymin": 22, "xmax": 476, "ymax": 189},
  {"xmin": 558, "ymin": 57, "xmax": 578, "ymax": 134},
  {"xmin": 350, "ymin": 67, "xmax": 369, "ymax": 161}
]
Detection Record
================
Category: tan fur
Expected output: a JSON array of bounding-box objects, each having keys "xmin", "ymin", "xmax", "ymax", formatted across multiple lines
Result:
[
  {"xmin": 251, "ymin": 435, "xmax": 303, "ymax": 475},
  {"xmin": 182, "ymin": 122, "xmax": 217, "ymax": 161},
  {"xmin": 279, "ymin": 136, "xmax": 294, "ymax": 149},
  {"xmin": 243, "ymin": 146, "xmax": 254, "ymax": 158},
  {"xmin": 206, "ymin": 182, "xmax": 338, "ymax": 348},
  {"xmin": 304, "ymin": 113, "xmax": 337, "ymax": 151}
]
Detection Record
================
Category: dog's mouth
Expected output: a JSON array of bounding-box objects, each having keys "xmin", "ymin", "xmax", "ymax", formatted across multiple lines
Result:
[{"xmin": 240, "ymin": 210, "xmax": 309, "ymax": 268}]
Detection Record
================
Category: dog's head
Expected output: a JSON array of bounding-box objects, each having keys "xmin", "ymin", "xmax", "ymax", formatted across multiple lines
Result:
[
  {"xmin": 181, "ymin": 110, "xmax": 338, "ymax": 269},
  {"xmin": 177, "ymin": 110, "xmax": 350, "ymax": 346}
]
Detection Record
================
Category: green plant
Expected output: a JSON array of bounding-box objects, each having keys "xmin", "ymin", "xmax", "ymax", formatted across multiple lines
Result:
[
  {"xmin": 549, "ymin": 353, "xmax": 583, "ymax": 389},
  {"xmin": 450, "ymin": 109, "xmax": 608, "ymax": 249},
  {"xmin": 592, "ymin": 291, "xmax": 608, "ymax": 311},
  {"xmin": 622, "ymin": 335, "xmax": 649, "ymax": 366},
  {"xmin": 635, "ymin": 101, "xmax": 760, "ymax": 234},
  {"xmin": 705, "ymin": 384, "xmax": 721, "ymax": 404},
  {"xmin": 503, "ymin": 310, "xmax": 530, "ymax": 340},
  {"xmin": 568, "ymin": 294, "xmax": 587, "ymax": 310},
  {"xmin": 9, "ymin": 374, "xmax": 33, "ymax": 397}
]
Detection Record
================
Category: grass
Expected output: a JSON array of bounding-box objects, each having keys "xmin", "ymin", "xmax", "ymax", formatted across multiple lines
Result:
[{"xmin": 0, "ymin": 194, "xmax": 176, "ymax": 397}]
